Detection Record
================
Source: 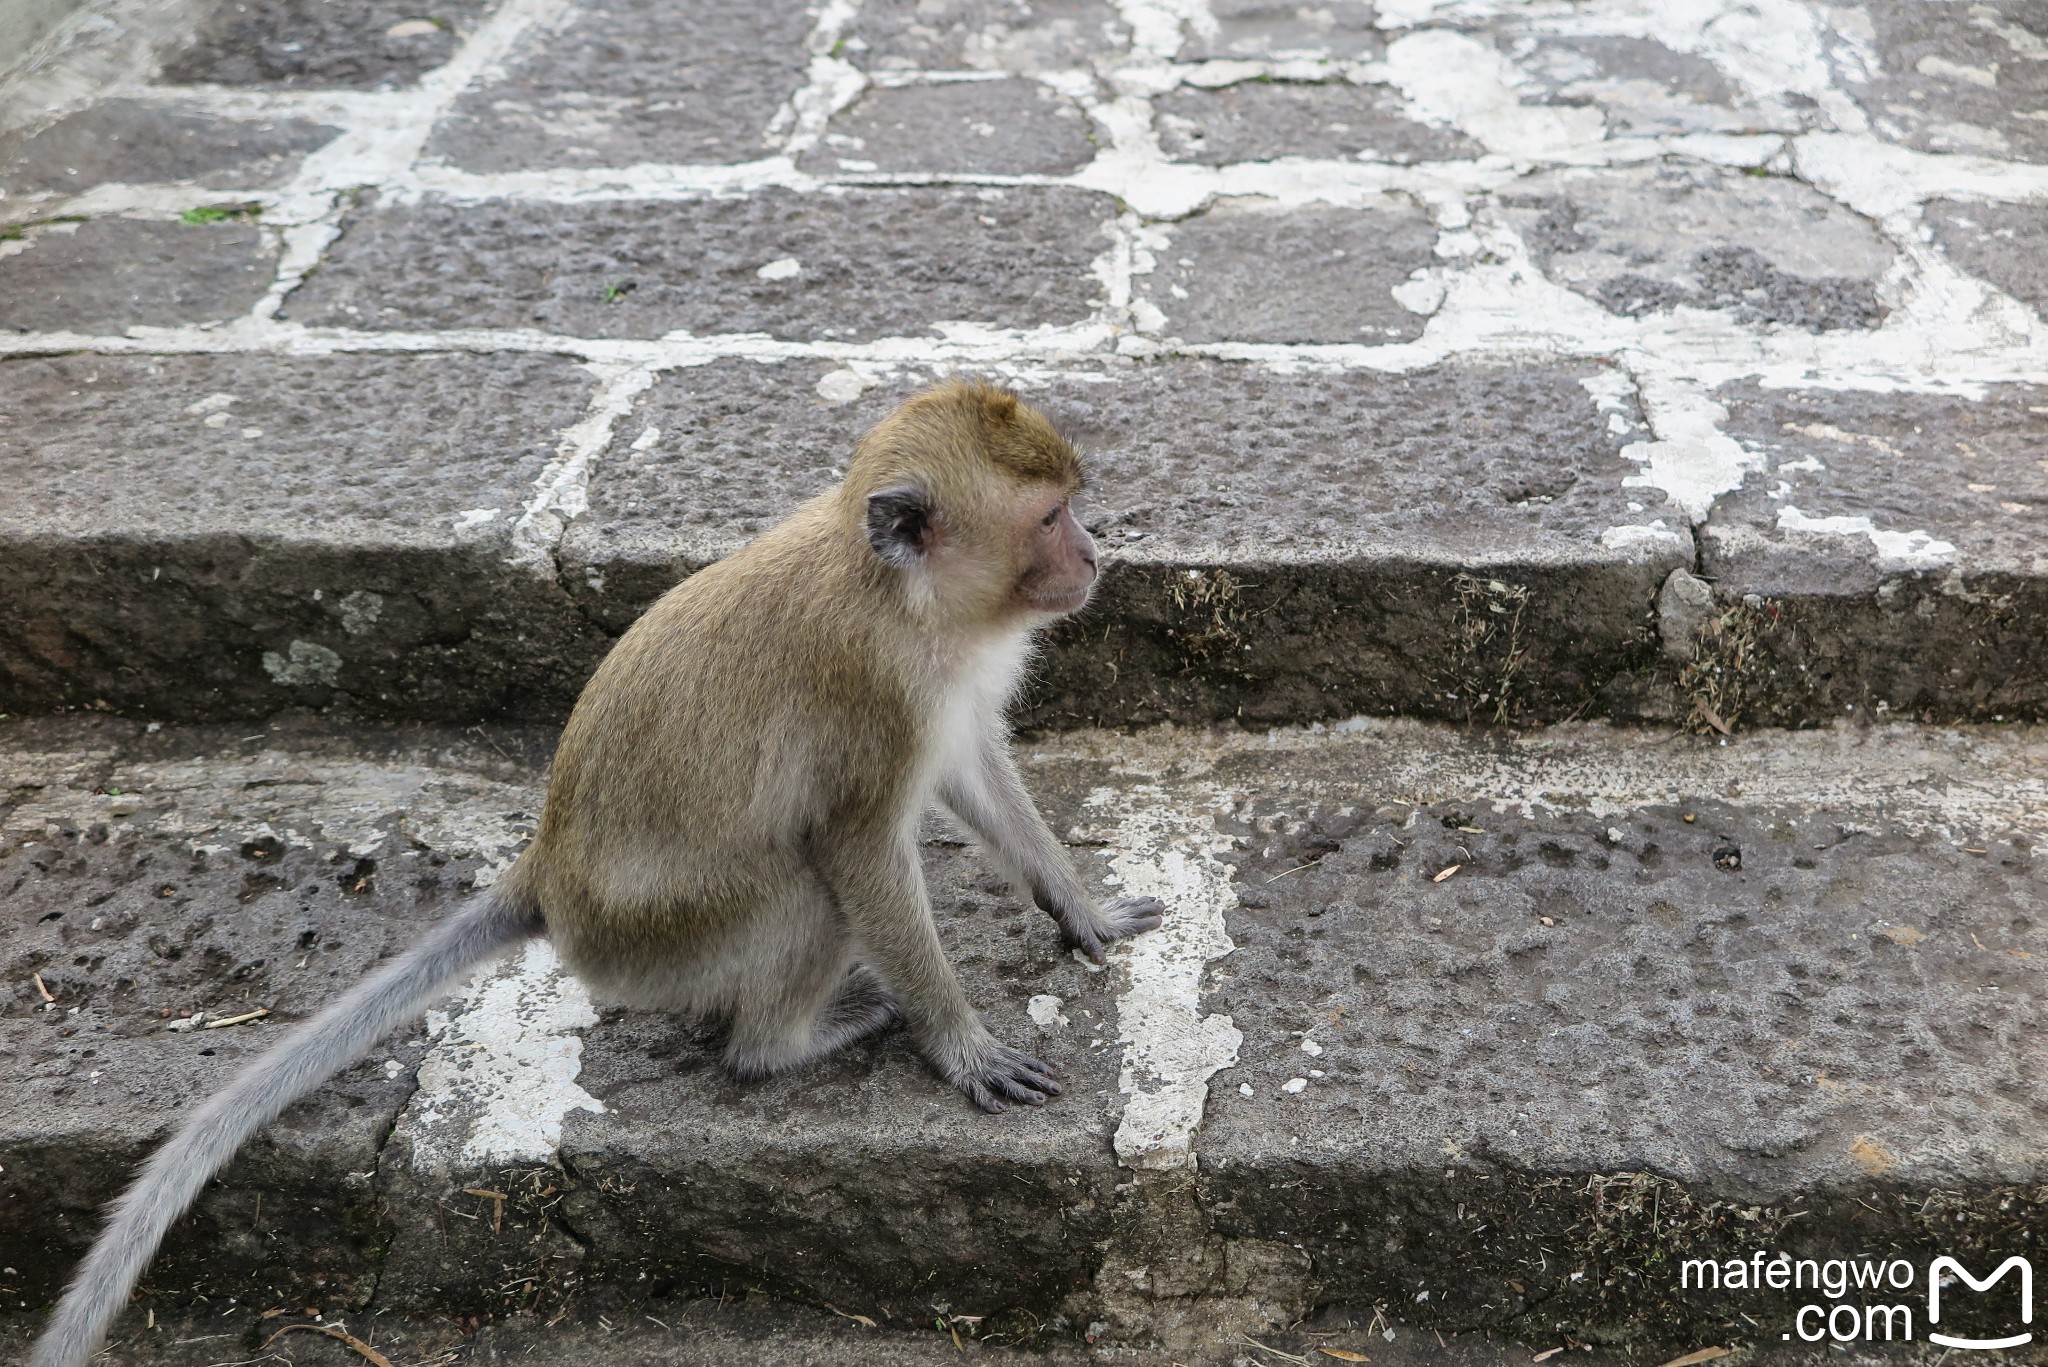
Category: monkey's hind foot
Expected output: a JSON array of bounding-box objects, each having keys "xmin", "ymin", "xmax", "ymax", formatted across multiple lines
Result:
[
  {"xmin": 814, "ymin": 966, "xmax": 902, "ymax": 1051},
  {"xmin": 1061, "ymin": 895, "xmax": 1166, "ymax": 964}
]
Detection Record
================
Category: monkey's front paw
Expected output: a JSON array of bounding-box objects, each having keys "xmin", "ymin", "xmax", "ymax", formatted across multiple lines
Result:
[
  {"xmin": 1063, "ymin": 895, "xmax": 1166, "ymax": 964},
  {"xmin": 953, "ymin": 1042, "xmax": 1062, "ymax": 1113}
]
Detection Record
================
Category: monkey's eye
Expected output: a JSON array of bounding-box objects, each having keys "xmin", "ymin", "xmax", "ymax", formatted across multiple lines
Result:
[{"xmin": 1040, "ymin": 503, "xmax": 1063, "ymax": 528}]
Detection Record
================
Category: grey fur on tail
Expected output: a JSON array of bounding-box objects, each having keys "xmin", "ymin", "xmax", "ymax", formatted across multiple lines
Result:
[{"xmin": 30, "ymin": 888, "xmax": 543, "ymax": 1367}]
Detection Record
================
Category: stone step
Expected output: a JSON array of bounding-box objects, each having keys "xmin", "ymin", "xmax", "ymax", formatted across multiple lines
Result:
[
  {"xmin": 5, "ymin": 0, "xmax": 2048, "ymax": 732},
  {"xmin": 4, "ymin": 714, "xmax": 2041, "ymax": 1357},
  {"xmin": 3, "ymin": 345, "xmax": 2042, "ymax": 731}
]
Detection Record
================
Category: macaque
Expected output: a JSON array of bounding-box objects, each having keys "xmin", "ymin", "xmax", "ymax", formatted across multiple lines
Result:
[{"xmin": 31, "ymin": 379, "xmax": 1164, "ymax": 1367}]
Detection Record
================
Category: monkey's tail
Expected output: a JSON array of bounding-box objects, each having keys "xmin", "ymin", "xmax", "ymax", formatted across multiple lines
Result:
[{"xmin": 29, "ymin": 886, "xmax": 544, "ymax": 1367}]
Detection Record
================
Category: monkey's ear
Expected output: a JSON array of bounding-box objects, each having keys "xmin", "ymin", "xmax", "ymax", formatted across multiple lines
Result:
[{"xmin": 866, "ymin": 486, "xmax": 934, "ymax": 567}]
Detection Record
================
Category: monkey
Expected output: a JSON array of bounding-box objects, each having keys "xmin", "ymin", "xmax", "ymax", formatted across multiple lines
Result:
[{"xmin": 29, "ymin": 379, "xmax": 1166, "ymax": 1367}]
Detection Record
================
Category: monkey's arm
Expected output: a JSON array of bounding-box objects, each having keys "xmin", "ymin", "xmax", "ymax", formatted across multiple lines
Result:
[
  {"xmin": 815, "ymin": 823, "xmax": 1062, "ymax": 1112},
  {"xmin": 939, "ymin": 732, "xmax": 1164, "ymax": 963}
]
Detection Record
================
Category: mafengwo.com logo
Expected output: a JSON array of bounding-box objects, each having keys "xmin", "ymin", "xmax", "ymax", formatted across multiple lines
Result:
[{"xmin": 1680, "ymin": 1252, "xmax": 2031, "ymax": 1347}]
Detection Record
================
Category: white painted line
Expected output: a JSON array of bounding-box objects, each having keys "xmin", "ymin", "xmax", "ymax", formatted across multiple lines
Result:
[
  {"xmin": 408, "ymin": 939, "xmax": 606, "ymax": 1171},
  {"xmin": 1092, "ymin": 782, "xmax": 1242, "ymax": 1171}
]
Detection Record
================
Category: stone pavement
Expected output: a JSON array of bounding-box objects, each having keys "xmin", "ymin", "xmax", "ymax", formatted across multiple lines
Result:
[
  {"xmin": 1, "ymin": 0, "xmax": 2045, "ymax": 730},
  {"xmin": 4, "ymin": 1, "xmax": 2048, "ymax": 1363}
]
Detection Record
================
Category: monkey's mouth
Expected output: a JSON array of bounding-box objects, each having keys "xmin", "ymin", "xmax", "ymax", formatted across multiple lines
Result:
[{"xmin": 1026, "ymin": 587, "xmax": 1092, "ymax": 614}]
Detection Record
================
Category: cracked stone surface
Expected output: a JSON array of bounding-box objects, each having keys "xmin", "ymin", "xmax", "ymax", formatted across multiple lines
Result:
[
  {"xmin": 2, "ymin": 715, "xmax": 2042, "ymax": 1355},
  {"xmin": 1502, "ymin": 162, "xmax": 1896, "ymax": 332}
]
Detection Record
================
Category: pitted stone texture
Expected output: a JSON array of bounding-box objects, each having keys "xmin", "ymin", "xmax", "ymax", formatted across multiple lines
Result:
[
  {"xmin": 1925, "ymin": 197, "xmax": 2048, "ymax": 318},
  {"xmin": 161, "ymin": 0, "xmax": 489, "ymax": 88},
  {"xmin": 0, "ymin": 716, "xmax": 542, "ymax": 1311},
  {"xmin": 1181, "ymin": 0, "xmax": 1381, "ymax": 62},
  {"xmin": 563, "ymin": 359, "xmax": 1684, "ymax": 728},
  {"xmin": 0, "ymin": 218, "xmax": 275, "ymax": 334},
  {"xmin": 1155, "ymin": 80, "xmax": 1479, "ymax": 165},
  {"xmin": 0, "ymin": 101, "xmax": 340, "ymax": 197},
  {"xmin": 0, "ymin": 716, "xmax": 1126, "ymax": 1329},
  {"xmin": 1502, "ymin": 161, "xmax": 1896, "ymax": 331},
  {"xmin": 1698, "ymin": 382, "xmax": 2048, "ymax": 723},
  {"xmin": 1134, "ymin": 198, "xmax": 1437, "ymax": 343},
  {"xmin": 423, "ymin": 0, "xmax": 810, "ymax": 171},
  {"xmin": 293, "ymin": 189, "xmax": 1113, "ymax": 340},
  {"xmin": 1197, "ymin": 719, "xmax": 2048, "ymax": 1343},
  {"xmin": 1711, "ymin": 382, "xmax": 2048, "ymax": 587},
  {"xmin": 798, "ymin": 79, "xmax": 1097, "ymax": 176},
  {"xmin": 1512, "ymin": 34, "xmax": 1780, "ymax": 137},
  {"xmin": 848, "ymin": 0, "xmax": 1130, "ymax": 74},
  {"xmin": 0, "ymin": 351, "xmax": 606, "ymax": 720},
  {"xmin": 1843, "ymin": 0, "xmax": 2048, "ymax": 162}
]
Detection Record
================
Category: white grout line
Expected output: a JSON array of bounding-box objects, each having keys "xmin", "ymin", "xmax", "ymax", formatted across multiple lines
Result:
[{"xmin": 509, "ymin": 362, "xmax": 659, "ymax": 573}]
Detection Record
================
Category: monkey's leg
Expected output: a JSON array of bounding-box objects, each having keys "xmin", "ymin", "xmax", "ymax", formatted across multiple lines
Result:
[
  {"xmin": 939, "ymin": 736, "xmax": 1164, "ymax": 963},
  {"xmin": 722, "ymin": 889, "xmax": 903, "ymax": 1080},
  {"xmin": 816, "ymin": 826, "xmax": 1061, "ymax": 1113}
]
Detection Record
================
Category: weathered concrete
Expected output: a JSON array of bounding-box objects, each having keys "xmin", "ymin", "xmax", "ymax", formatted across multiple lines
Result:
[
  {"xmin": 0, "ymin": 351, "xmax": 609, "ymax": 721},
  {"xmin": 291, "ymin": 189, "xmax": 1116, "ymax": 340},
  {"xmin": 800, "ymin": 79, "xmax": 1098, "ymax": 177},
  {"xmin": 3, "ymin": 715, "xmax": 2041, "ymax": 1356},
  {"xmin": 161, "ymin": 0, "xmax": 491, "ymax": 88},
  {"xmin": 1131, "ymin": 199, "xmax": 1439, "ymax": 343},
  {"xmin": 1700, "ymin": 381, "xmax": 2048, "ymax": 727},
  {"xmin": 1501, "ymin": 162, "xmax": 1897, "ymax": 332},
  {"xmin": 1845, "ymin": 0, "xmax": 2048, "ymax": 163},
  {"xmin": 422, "ymin": 0, "xmax": 812, "ymax": 170},
  {"xmin": 1153, "ymin": 81, "xmax": 1480, "ymax": 166},
  {"xmin": 0, "ymin": 217, "xmax": 277, "ymax": 334},
  {"xmin": 1182, "ymin": 0, "xmax": 1381, "ymax": 62},
  {"xmin": 846, "ymin": 0, "xmax": 1130, "ymax": 75},
  {"xmin": 0, "ymin": 100, "xmax": 340, "ymax": 196}
]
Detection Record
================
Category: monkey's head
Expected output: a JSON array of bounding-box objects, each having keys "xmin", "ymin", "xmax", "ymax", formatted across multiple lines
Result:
[{"xmin": 849, "ymin": 380, "xmax": 1098, "ymax": 627}]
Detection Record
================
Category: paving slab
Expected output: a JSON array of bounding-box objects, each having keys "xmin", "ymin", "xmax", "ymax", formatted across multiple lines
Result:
[
  {"xmin": 160, "ymin": 0, "xmax": 492, "ymax": 89},
  {"xmin": 1131, "ymin": 198, "xmax": 1438, "ymax": 343},
  {"xmin": 422, "ymin": 0, "xmax": 812, "ymax": 171},
  {"xmin": 1923, "ymin": 196, "xmax": 2048, "ymax": 319},
  {"xmin": 1694, "ymin": 382, "xmax": 2048, "ymax": 728},
  {"xmin": 1843, "ymin": 0, "xmax": 2048, "ymax": 162},
  {"xmin": 0, "ymin": 350, "xmax": 609, "ymax": 721},
  {"xmin": 1181, "ymin": 0, "xmax": 1382, "ymax": 62},
  {"xmin": 1153, "ymin": 81, "xmax": 1480, "ymax": 166},
  {"xmin": 1, "ymin": 715, "xmax": 2042, "ymax": 1356},
  {"xmin": 1512, "ymin": 34, "xmax": 1766, "ymax": 138},
  {"xmin": 558, "ymin": 356, "xmax": 1685, "ymax": 729},
  {"xmin": 290, "ymin": 189, "xmax": 1115, "ymax": 340},
  {"xmin": 1500, "ymin": 163, "xmax": 1897, "ymax": 332},
  {"xmin": 797, "ymin": 79, "xmax": 1098, "ymax": 177},
  {"xmin": 0, "ymin": 100, "xmax": 340, "ymax": 197},
  {"xmin": 845, "ymin": 0, "xmax": 1130, "ymax": 75},
  {"xmin": 0, "ymin": 217, "xmax": 277, "ymax": 334}
]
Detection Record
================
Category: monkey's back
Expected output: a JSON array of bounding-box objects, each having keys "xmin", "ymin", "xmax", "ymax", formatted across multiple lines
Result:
[{"xmin": 514, "ymin": 499, "xmax": 921, "ymax": 994}]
